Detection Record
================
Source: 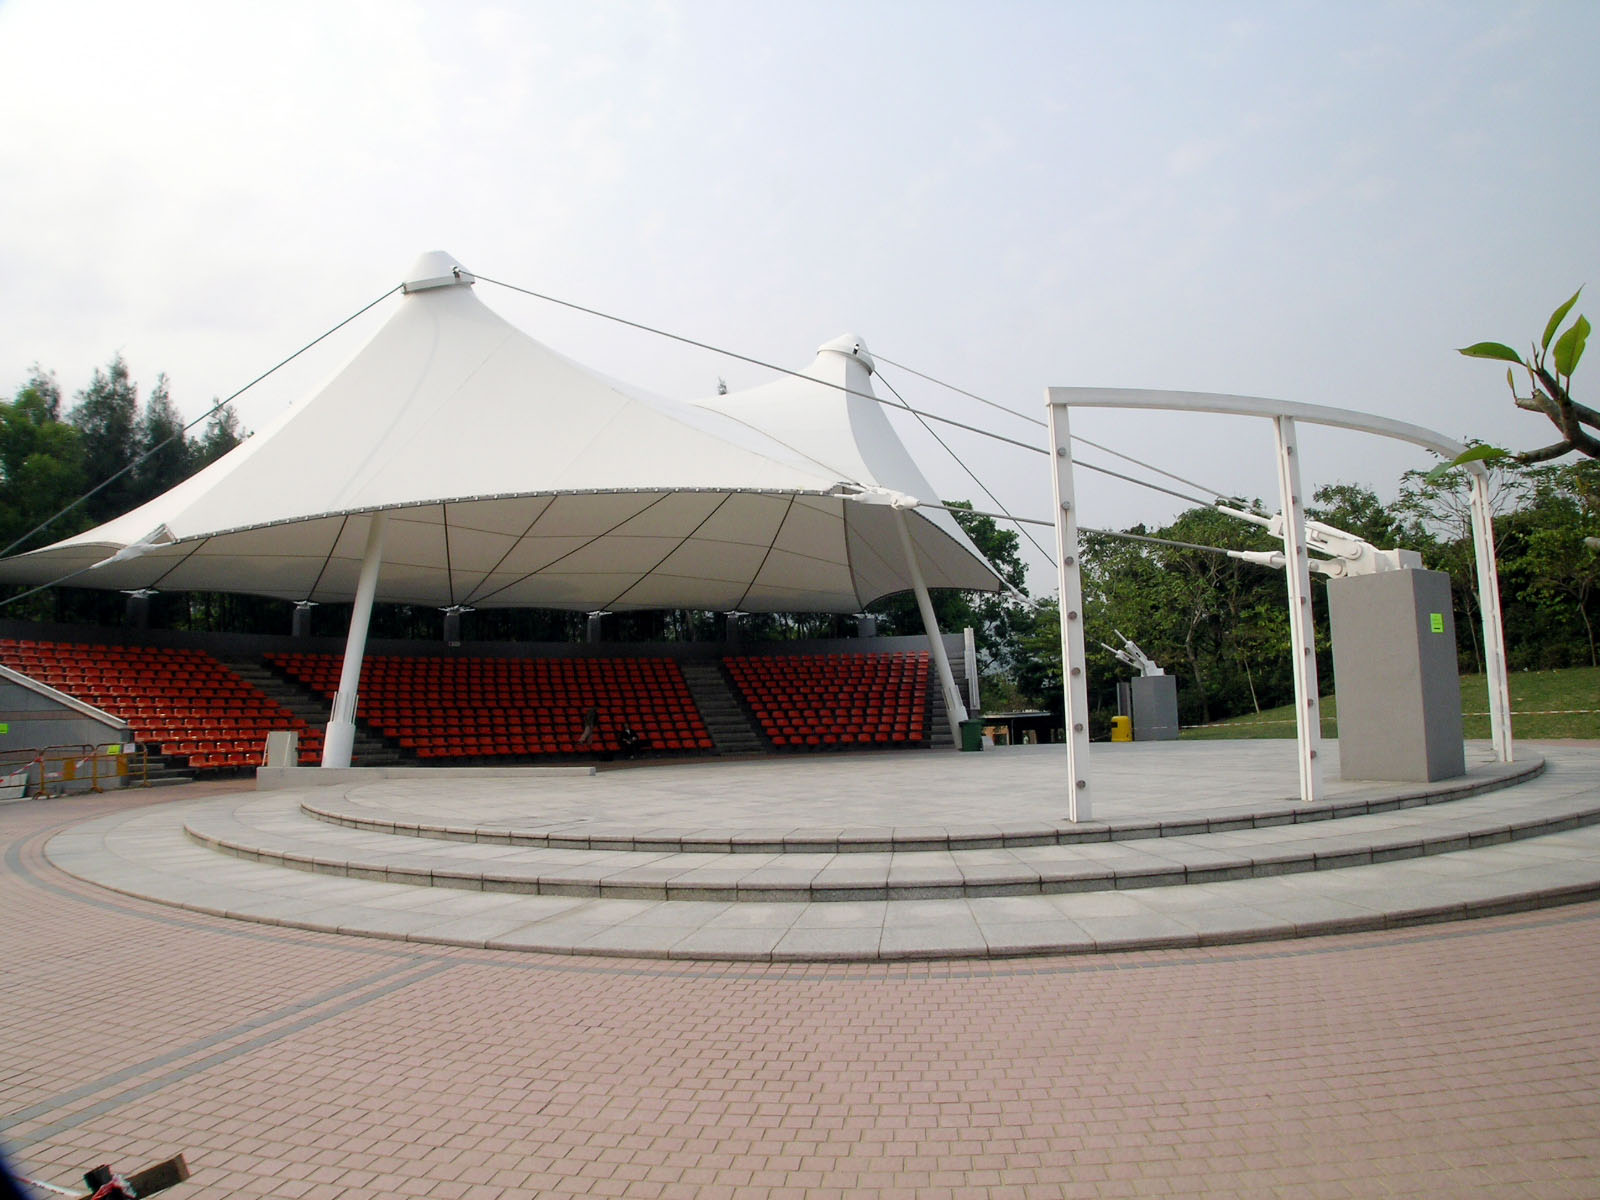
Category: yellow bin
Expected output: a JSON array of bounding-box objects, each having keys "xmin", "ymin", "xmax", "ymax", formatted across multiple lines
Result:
[{"xmin": 1110, "ymin": 715, "xmax": 1133, "ymax": 743}]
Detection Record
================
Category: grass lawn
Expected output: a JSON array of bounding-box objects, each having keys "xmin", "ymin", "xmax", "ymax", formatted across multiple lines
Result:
[{"xmin": 1180, "ymin": 665, "xmax": 1600, "ymax": 741}]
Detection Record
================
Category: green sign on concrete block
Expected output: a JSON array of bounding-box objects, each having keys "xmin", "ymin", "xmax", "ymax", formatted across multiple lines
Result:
[
  {"xmin": 0, "ymin": 722, "xmax": 8, "ymax": 734},
  {"xmin": 1429, "ymin": 612, "xmax": 1445, "ymax": 634}
]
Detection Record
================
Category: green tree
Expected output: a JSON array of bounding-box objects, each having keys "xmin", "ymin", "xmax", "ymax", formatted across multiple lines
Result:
[
  {"xmin": 1011, "ymin": 596, "xmax": 1064, "ymax": 716},
  {"xmin": 69, "ymin": 354, "xmax": 142, "ymax": 523},
  {"xmin": 1515, "ymin": 461, "xmax": 1600, "ymax": 666},
  {"xmin": 1394, "ymin": 453, "xmax": 1529, "ymax": 672},
  {"xmin": 1079, "ymin": 506, "xmax": 1290, "ymax": 727},
  {"xmin": 0, "ymin": 374, "xmax": 88, "ymax": 555},
  {"xmin": 1307, "ymin": 482, "xmax": 1405, "ymax": 549},
  {"xmin": 134, "ymin": 373, "xmax": 194, "ymax": 501},
  {"xmin": 195, "ymin": 402, "xmax": 246, "ymax": 466},
  {"xmin": 865, "ymin": 501, "xmax": 1035, "ymax": 696},
  {"xmin": 19, "ymin": 365, "xmax": 62, "ymax": 420}
]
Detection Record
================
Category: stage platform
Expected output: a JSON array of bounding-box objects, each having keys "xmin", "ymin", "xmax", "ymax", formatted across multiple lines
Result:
[{"xmin": 44, "ymin": 740, "xmax": 1600, "ymax": 961}]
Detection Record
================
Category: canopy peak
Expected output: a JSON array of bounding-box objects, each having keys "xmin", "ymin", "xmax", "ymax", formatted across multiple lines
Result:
[
  {"xmin": 817, "ymin": 333, "xmax": 874, "ymax": 375},
  {"xmin": 402, "ymin": 250, "xmax": 475, "ymax": 293}
]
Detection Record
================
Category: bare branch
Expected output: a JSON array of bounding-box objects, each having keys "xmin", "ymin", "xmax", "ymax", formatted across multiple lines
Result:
[{"xmin": 1514, "ymin": 440, "xmax": 1579, "ymax": 465}]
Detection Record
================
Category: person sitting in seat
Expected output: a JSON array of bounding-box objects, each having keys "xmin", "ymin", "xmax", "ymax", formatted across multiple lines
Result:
[
  {"xmin": 578, "ymin": 705, "xmax": 600, "ymax": 747},
  {"xmin": 617, "ymin": 719, "xmax": 648, "ymax": 759}
]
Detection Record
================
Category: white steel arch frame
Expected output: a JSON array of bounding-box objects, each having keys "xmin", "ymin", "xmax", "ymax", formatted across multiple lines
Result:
[{"xmin": 1045, "ymin": 387, "xmax": 1513, "ymax": 814}]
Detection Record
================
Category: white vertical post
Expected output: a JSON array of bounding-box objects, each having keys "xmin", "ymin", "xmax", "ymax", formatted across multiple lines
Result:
[
  {"xmin": 1273, "ymin": 417, "xmax": 1322, "ymax": 804},
  {"xmin": 321, "ymin": 512, "xmax": 387, "ymax": 768},
  {"xmin": 1467, "ymin": 468, "xmax": 1513, "ymax": 762},
  {"xmin": 1046, "ymin": 401, "xmax": 1092, "ymax": 821},
  {"xmin": 895, "ymin": 508, "xmax": 969, "ymax": 732},
  {"xmin": 963, "ymin": 626, "xmax": 981, "ymax": 713}
]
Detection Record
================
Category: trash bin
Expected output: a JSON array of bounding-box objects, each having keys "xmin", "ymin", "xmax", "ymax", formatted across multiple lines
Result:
[
  {"xmin": 959, "ymin": 719, "xmax": 985, "ymax": 752},
  {"xmin": 1110, "ymin": 715, "xmax": 1133, "ymax": 742}
]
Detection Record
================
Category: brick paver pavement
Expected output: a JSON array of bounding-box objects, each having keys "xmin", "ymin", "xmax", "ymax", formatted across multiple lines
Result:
[{"xmin": 4, "ymin": 784, "xmax": 1598, "ymax": 1198}]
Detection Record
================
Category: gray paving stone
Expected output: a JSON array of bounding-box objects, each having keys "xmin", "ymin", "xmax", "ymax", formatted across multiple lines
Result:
[
  {"xmin": 978, "ymin": 919, "xmax": 1094, "ymax": 956},
  {"xmin": 772, "ymin": 925, "xmax": 884, "ymax": 960},
  {"xmin": 878, "ymin": 920, "xmax": 986, "ymax": 959},
  {"xmin": 668, "ymin": 926, "xmax": 788, "ymax": 959},
  {"xmin": 1072, "ymin": 912, "xmax": 1202, "ymax": 951},
  {"xmin": 34, "ymin": 743, "xmax": 1600, "ymax": 961}
]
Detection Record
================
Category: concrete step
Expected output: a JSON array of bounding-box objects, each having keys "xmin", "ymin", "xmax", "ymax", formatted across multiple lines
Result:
[
  {"xmin": 678, "ymin": 660, "xmax": 765, "ymax": 754},
  {"xmin": 46, "ymin": 744, "xmax": 1600, "ymax": 961},
  {"xmin": 226, "ymin": 655, "xmax": 408, "ymax": 766},
  {"xmin": 174, "ymin": 757, "xmax": 1588, "ymax": 903}
]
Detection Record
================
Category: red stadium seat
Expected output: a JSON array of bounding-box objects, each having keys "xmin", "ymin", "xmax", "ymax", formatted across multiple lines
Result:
[{"xmin": 723, "ymin": 652, "xmax": 931, "ymax": 752}]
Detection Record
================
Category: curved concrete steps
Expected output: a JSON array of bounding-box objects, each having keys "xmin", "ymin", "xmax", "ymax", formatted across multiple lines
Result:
[
  {"xmin": 172, "ymin": 759, "xmax": 1600, "ymax": 904},
  {"xmin": 43, "ymin": 744, "xmax": 1600, "ymax": 961}
]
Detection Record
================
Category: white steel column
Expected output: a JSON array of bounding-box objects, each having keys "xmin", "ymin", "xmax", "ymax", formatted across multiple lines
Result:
[
  {"xmin": 894, "ymin": 508, "xmax": 969, "ymax": 730},
  {"xmin": 962, "ymin": 626, "xmax": 981, "ymax": 713},
  {"xmin": 1272, "ymin": 417, "xmax": 1322, "ymax": 804},
  {"xmin": 1468, "ymin": 469, "xmax": 1513, "ymax": 762},
  {"xmin": 321, "ymin": 512, "xmax": 387, "ymax": 768},
  {"xmin": 1046, "ymin": 401, "xmax": 1092, "ymax": 821}
]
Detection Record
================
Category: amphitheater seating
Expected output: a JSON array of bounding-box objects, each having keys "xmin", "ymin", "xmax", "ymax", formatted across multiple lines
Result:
[
  {"xmin": 0, "ymin": 639, "xmax": 324, "ymax": 768},
  {"xmin": 265, "ymin": 652, "xmax": 714, "ymax": 759},
  {"xmin": 724, "ymin": 651, "xmax": 930, "ymax": 748}
]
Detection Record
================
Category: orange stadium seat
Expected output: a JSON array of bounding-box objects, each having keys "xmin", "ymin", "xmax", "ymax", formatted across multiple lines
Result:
[
  {"xmin": 724, "ymin": 652, "xmax": 930, "ymax": 751},
  {"xmin": 263, "ymin": 651, "xmax": 713, "ymax": 762},
  {"xmin": 0, "ymin": 640, "xmax": 322, "ymax": 774}
]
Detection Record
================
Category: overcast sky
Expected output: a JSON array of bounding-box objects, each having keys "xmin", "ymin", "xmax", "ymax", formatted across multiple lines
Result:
[{"xmin": 2, "ymin": 0, "xmax": 1596, "ymax": 589}]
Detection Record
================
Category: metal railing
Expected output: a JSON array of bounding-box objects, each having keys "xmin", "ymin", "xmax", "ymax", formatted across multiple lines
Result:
[{"xmin": 0, "ymin": 741, "xmax": 153, "ymax": 799}]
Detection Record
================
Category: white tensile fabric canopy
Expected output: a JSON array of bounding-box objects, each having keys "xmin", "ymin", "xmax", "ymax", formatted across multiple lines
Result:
[
  {"xmin": 0, "ymin": 252, "xmax": 1002, "ymax": 613},
  {"xmin": 693, "ymin": 333, "xmax": 994, "ymax": 609}
]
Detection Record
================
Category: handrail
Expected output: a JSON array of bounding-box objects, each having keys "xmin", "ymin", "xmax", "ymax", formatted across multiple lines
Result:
[{"xmin": 4, "ymin": 741, "xmax": 154, "ymax": 798}]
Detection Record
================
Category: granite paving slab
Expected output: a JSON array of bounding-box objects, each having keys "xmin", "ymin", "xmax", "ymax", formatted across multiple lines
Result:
[
  {"xmin": 36, "ymin": 743, "xmax": 1600, "ymax": 960},
  {"xmin": 167, "ymin": 750, "xmax": 1600, "ymax": 902},
  {"xmin": 293, "ymin": 740, "xmax": 1541, "ymax": 850}
]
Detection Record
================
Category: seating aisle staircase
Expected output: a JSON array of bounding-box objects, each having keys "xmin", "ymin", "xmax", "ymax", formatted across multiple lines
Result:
[
  {"xmin": 678, "ymin": 660, "xmax": 765, "ymax": 756},
  {"xmin": 226, "ymin": 657, "xmax": 404, "ymax": 768}
]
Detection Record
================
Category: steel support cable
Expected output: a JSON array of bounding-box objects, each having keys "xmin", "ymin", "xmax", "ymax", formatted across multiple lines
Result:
[
  {"xmin": 492, "ymin": 279, "xmax": 1220, "ymax": 584},
  {"xmin": 873, "ymin": 366, "xmax": 1056, "ymax": 572},
  {"xmin": 920, "ymin": 510, "xmax": 1263, "ymax": 565},
  {"xmin": 0, "ymin": 284, "xmax": 404, "ymax": 563},
  {"xmin": 871, "ymin": 352, "xmax": 1045, "ymax": 426},
  {"xmin": 475, "ymin": 274, "xmax": 1051, "ymax": 456},
  {"xmin": 1078, "ymin": 526, "xmax": 1248, "ymax": 557},
  {"xmin": 0, "ymin": 562, "xmax": 123, "ymax": 610},
  {"xmin": 1078, "ymin": 524, "xmax": 1327, "ymax": 582},
  {"xmin": 478, "ymin": 276, "xmax": 1232, "ymax": 523},
  {"xmin": 921, "ymin": 506, "xmax": 1281, "ymax": 563},
  {"xmin": 872, "ymin": 351, "xmax": 1234, "ymax": 503},
  {"xmin": 897, "ymin": 508, "xmax": 1281, "ymax": 613},
  {"xmin": 0, "ymin": 284, "xmax": 405, "ymax": 609}
]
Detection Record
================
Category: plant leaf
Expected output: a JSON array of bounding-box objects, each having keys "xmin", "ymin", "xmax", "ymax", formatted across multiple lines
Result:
[
  {"xmin": 1543, "ymin": 286, "xmax": 1584, "ymax": 350},
  {"xmin": 1458, "ymin": 341, "xmax": 1524, "ymax": 364},
  {"xmin": 1452, "ymin": 444, "xmax": 1509, "ymax": 466},
  {"xmin": 1424, "ymin": 444, "xmax": 1509, "ymax": 483},
  {"xmin": 1551, "ymin": 313, "xmax": 1590, "ymax": 378}
]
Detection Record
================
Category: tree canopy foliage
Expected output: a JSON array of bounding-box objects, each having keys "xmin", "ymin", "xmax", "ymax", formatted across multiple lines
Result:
[
  {"xmin": 0, "ymin": 356, "xmax": 246, "ymax": 624},
  {"xmin": 990, "ymin": 466, "xmax": 1598, "ymax": 736}
]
